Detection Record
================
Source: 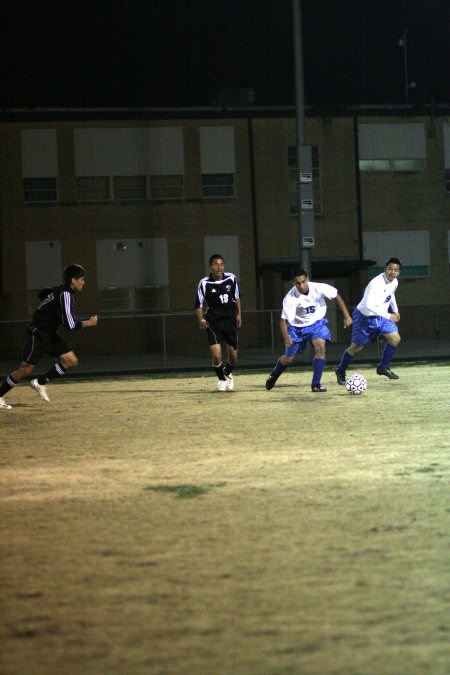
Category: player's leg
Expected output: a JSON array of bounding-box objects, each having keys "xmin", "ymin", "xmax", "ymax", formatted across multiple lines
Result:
[
  {"xmin": 30, "ymin": 343, "xmax": 78, "ymax": 402},
  {"xmin": 0, "ymin": 361, "xmax": 36, "ymax": 408},
  {"xmin": 0, "ymin": 325, "xmax": 42, "ymax": 407},
  {"xmin": 205, "ymin": 325, "xmax": 228, "ymax": 389},
  {"xmin": 209, "ymin": 343, "xmax": 228, "ymax": 388},
  {"xmin": 224, "ymin": 343, "xmax": 238, "ymax": 373},
  {"xmin": 265, "ymin": 329, "xmax": 299, "ymax": 391},
  {"xmin": 223, "ymin": 322, "xmax": 239, "ymax": 390},
  {"xmin": 223, "ymin": 344, "xmax": 238, "ymax": 390},
  {"xmin": 376, "ymin": 330, "xmax": 401, "ymax": 379},
  {"xmin": 335, "ymin": 341, "xmax": 364, "ymax": 384},
  {"xmin": 335, "ymin": 310, "xmax": 368, "ymax": 384},
  {"xmin": 307, "ymin": 320, "xmax": 332, "ymax": 392},
  {"xmin": 311, "ymin": 337, "xmax": 327, "ymax": 392}
]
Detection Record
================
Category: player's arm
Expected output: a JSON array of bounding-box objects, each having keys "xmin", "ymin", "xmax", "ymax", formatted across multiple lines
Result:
[
  {"xmin": 235, "ymin": 297, "xmax": 242, "ymax": 328},
  {"xmin": 195, "ymin": 306, "xmax": 208, "ymax": 329},
  {"xmin": 81, "ymin": 316, "xmax": 98, "ymax": 328},
  {"xmin": 195, "ymin": 282, "xmax": 208, "ymax": 329},
  {"xmin": 61, "ymin": 292, "xmax": 97, "ymax": 330},
  {"xmin": 280, "ymin": 318, "xmax": 292, "ymax": 346},
  {"xmin": 335, "ymin": 293, "xmax": 352, "ymax": 328},
  {"xmin": 388, "ymin": 294, "xmax": 400, "ymax": 322}
]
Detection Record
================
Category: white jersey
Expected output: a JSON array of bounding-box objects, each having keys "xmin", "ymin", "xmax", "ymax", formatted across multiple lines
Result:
[
  {"xmin": 357, "ymin": 272, "xmax": 398, "ymax": 319},
  {"xmin": 281, "ymin": 282, "xmax": 338, "ymax": 327}
]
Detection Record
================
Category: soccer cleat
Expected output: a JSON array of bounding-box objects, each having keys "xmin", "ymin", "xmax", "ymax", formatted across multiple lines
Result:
[
  {"xmin": 311, "ymin": 384, "xmax": 327, "ymax": 393},
  {"xmin": 265, "ymin": 374, "xmax": 277, "ymax": 390},
  {"xmin": 30, "ymin": 378, "xmax": 51, "ymax": 402},
  {"xmin": 0, "ymin": 397, "xmax": 12, "ymax": 409},
  {"xmin": 225, "ymin": 374, "xmax": 234, "ymax": 391},
  {"xmin": 376, "ymin": 366, "xmax": 399, "ymax": 380},
  {"xmin": 335, "ymin": 368, "xmax": 346, "ymax": 385},
  {"xmin": 217, "ymin": 379, "xmax": 227, "ymax": 391}
]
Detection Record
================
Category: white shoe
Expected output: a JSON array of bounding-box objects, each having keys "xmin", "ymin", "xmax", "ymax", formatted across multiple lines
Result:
[
  {"xmin": 30, "ymin": 378, "xmax": 50, "ymax": 402},
  {"xmin": 0, "ymin": 397, "xmax": 12, "ymax": 409},
  {"xmin": 217, "ymin": 379, "xmax": 227, "ymax": 391},
  {"xmin": 225, "ymin": 374, "xmax": 234, "ymax": 390}
]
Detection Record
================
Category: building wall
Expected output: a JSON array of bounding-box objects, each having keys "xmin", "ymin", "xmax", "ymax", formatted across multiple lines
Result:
[
  {"xmin": 0, "ymin": 108, "xmax": 448, "ymax": 357},
  {"xmin": 308, "ymin": 116, "xmax": 360, "ymax": 255},
  {"xmin": 358, "ymin": 116, "xmax": 449, "ymax": 307},
  {"xmin": 0, "ymin": 118, "xmax": 258, "ymax": 321}
]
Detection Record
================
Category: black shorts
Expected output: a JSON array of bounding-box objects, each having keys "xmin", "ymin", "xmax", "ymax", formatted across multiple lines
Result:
[
  {"xmin": 205, "ymin": 318, "xmax": 238, "ymax": 349},
  {"xmin": 22, "ymin": 326, "xmax": 72, "ymax": 364}
]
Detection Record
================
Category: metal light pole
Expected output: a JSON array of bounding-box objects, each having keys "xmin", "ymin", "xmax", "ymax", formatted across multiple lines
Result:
[
  {"xmin": 398, "ymin": 29, "xmax": 409, "ymax": 102},
  {"xmin": 292, "ymin": 0, "xmax": 313, "ymax": 276},
  {"xmin": 398, "ymin": 29, "xmax": 416, "ymax": 103}
]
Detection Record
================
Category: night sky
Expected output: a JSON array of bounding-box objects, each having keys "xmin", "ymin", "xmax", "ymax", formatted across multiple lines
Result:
[{"xmin": 3, "ymin": 0, "xmax": 449, "ymax": 109}]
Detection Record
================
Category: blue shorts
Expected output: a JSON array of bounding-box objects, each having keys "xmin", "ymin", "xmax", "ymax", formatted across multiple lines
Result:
[
  {"xmin": 285, "ymin": 318, "xmax": 331, "ymax": 357},
  {"xmin": 351, "ymin": 308, "xmax": 398, "ymax": 346}
]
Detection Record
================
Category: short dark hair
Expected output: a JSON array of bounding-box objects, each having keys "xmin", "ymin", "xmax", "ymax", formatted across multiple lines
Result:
[
  {"xmin": 385, "ymin": 257, "xmax": 402, "ymax": 268},
  {"xmin": 291, "ymin": 268, "xmax": 308, "ymax": 279},
  {"xmin": 209, "ymin": 254, "xmax": 224, "ymax": 265},
  {"xmin": 63, "ymin": 264, "xmax": 86, "ymax": 284}
]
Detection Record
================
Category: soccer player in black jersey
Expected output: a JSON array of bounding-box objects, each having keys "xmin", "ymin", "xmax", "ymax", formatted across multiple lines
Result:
[
  {"xmin": 0, "ymin": 264, "xmax": 97, "ymax": 409},
  {"xmin": 195, "ymin": 254, "xmax": 242, "ymax": 391}
]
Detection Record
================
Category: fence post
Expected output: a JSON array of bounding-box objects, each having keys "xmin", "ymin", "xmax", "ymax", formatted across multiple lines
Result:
[
  {"xmin": 162, "ymin": 314, "xmax": 167, "ymax": 369},
  {"xmin": 270, "ymin": 310, "xmax": 276, "ymax": 364}
]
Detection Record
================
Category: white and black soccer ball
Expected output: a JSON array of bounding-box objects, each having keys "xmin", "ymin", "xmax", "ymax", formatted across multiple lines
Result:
[{"xmin": 345, "ymin": 372, "xmax": 367, "ymax": 395}]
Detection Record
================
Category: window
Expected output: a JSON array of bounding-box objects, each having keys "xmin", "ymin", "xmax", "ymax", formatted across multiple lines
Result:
[
  {"xmin": 77, "ymin": 176, "xmax": 111, "ymax": 201},
  {"xmin": 25, "ymin": 240, "xmax": 62, "ymax": 314},
  {"xmin": 364, "ymin": 230, "xmax": 430, "ymax": 279},
  {"xmin": 149, "ymin": 175, "xmax": 183, "ymax": 200},
  {"xmin": 204, "ymin": 235, "xmax": 240, "ymax": 279},
  {"xmin": 74, "ymin": 127, "xmax": 185, "ymax": 203},
  {"xmin": 77, "ymin": 174, "xmax": 184, "ymax": 202},
  {"xmin": 444, "ymin": 124, "xmax": 450, "ymax": 192},
  {"xmin": 359, "ymin": 159, "xmax": 425, "ymax": 172},
  {"xmin": 21, "ymin": 129, "xmax": 58, "ymax": 203},
  {"xmin": 202, "ymin": 173, "xmax": 234, "ymax": 198},
  {"xmin": 113, "ymin": 176, "xmax": 146, "ymax": 201},
  {"xmin": 96, "ymin": 238, "xmax": 169, "ymax": 312},
  {"xmin": 288, "ymin": 145, "xmax": 322, "ymax": 216},
  {"xmin": 200, "ymin": 127, "xmax": 236, "ymax": 199},
  {"xmin": 358, "ymin": 124, "xmax": 426, "ymax": 173},
  {"xmin": 23, "ymin": 177, "xmax": 57, "ymax": 203}
]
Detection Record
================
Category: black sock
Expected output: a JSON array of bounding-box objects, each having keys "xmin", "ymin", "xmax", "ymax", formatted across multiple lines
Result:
[
  {"xmin": 223, "ymin": 362, "xmax": 234, "ymax": 376},
  {"xmin": 213, "ymin": 363, "xmax": 227, "ymax": 381},
  {"xmin": 0, "ymin": 374, "xmax": 18, "ymax": 397},
  {"xmin": 40, "ymin": 362, "xmax": 67, "ymax": 384}
]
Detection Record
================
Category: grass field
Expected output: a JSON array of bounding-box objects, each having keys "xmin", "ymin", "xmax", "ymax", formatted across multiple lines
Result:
[{"xmin": 1, "ymin": 362, "xmax": 449, "ymax": 674}]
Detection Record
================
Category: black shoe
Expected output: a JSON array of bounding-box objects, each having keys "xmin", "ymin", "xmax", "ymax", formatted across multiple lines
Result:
[
  {"xmin": 311, "ymin": 384, "xmax": 327, "ymax": 393},
  {"xmin": 265, "ymin": 374, "xmax": 277, "ymax": 390},
  {"xmin": 335, "ymin": 368, "xmax": 346, "ymax": 385},
  {"xmin": 376, "ymin": 366, "xmax": 399, "ymax": 380}
]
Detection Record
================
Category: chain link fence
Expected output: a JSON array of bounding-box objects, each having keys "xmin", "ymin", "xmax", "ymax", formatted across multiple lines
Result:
[{"xmin": 0, "ymin": 306, "xmax": 449, "ymax": 376}]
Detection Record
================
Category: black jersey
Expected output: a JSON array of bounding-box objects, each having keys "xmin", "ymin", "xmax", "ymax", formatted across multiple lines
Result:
[
  {"xmin": 31, "ymin": 284, "xmax": 82, "ymax": 333},
  {"xmin": 195, "ymin": 272, "xmax": 241, "ymax": 322}
]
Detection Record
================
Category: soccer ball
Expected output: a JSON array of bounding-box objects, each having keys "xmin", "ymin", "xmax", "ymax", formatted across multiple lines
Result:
[{"xmin": 345, "ymin": 373, "xmax": 367, "ymax": 395}]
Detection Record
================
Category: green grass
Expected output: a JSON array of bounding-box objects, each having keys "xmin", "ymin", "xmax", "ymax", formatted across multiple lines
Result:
[{"xmin": 144, "ymin": 482, "xmax": 227, "ymax": 498}]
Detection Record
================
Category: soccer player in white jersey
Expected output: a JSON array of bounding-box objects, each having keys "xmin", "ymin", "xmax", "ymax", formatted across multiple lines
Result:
[
  {"xmin": 266, "ymin": 269, "xmax": 352, "ymax": 393},
  {"xmin": 335, "ymin": 257, "xmax": 402, "ymax": 384}
]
